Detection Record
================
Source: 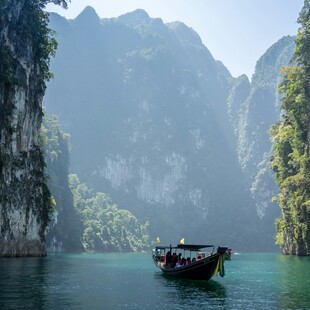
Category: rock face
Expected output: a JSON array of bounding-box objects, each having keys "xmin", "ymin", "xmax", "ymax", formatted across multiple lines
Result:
[
  {"xmin": 227, "ymin": 36, "xmax": 295, "ymax": 243},
  {"xmin": 45, "ymin": 8, "xmax": 298, "ymax": 251},
  {"xmin": 43, "ymin": 115, "xmax": 83, "ymax": 252},
  {"xmin": 0, "ymin": 1, "xmax": 50, "ymax": 256},
  {"xmin": 45, "ymin": 8, "xmax": 258, "ymax": 250}
]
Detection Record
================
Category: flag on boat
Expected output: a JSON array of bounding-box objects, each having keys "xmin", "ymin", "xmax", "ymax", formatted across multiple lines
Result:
[
  {"xmin": 180, "ymin": 238, "xmax": 185, "ymax": 244},
  {"xmin": 156, "ymin": 237, "xmax": 160, "ymax": 243}
]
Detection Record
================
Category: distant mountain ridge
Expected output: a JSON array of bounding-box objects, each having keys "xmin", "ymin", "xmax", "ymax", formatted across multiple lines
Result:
[{"xmin": 45, "ymin": 7, "xmax": 295, "ymax": 251}]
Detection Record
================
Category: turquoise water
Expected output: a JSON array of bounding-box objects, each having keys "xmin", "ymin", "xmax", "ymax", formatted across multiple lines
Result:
[{"xmin": 1, "ymin": 252, "xmax": 310, "ymax": 309}]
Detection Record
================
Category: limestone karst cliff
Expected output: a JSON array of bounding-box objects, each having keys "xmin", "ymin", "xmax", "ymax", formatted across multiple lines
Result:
[
  {"xmin": 0, "ymin": 0, "xmax": 62, "ymax": 257},
  {"xmin": 45, "ymin": 8, "xmax": 298, "ymax": 251},
  {"xmin": 227, "ymin": 36, "xmax": 295, "ymax": 245},
  {"xmin": 271, "ymin": 1, "xmax": 310, "ymax": 255},
  {"xmin": 45, "ymin": 8, "xmax": 258, "ymax": 250}
]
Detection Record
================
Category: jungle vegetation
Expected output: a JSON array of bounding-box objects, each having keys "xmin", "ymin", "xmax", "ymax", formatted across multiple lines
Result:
[
  {"xmin": 270, "ymin": 0, "xmax": 310, "ymax": 255},
  {"xmin": 43, "ymin": 115, "xmax": 150, "ymax": 252}
]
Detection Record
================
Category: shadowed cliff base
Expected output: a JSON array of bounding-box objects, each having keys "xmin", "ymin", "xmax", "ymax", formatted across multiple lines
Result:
[{"xmin": 0, "ymin": 240, "xmax": 47, "ymax": 257}]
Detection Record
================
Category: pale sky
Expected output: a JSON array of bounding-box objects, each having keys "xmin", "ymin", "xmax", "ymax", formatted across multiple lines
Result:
[{"xmin": 46, "ymin": 0, "xmax": 304, "ymax": 79}]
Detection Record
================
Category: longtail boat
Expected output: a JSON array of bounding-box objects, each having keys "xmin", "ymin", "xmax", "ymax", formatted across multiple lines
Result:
[{"xmin": 152, "ymin": 244, "xmax": 228, "ymax": 281}]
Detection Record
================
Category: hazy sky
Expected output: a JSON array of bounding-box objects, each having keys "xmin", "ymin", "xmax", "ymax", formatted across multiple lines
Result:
[{"xmin": 46, "ymin": 0, "xmax": 304, "ymax": 79}]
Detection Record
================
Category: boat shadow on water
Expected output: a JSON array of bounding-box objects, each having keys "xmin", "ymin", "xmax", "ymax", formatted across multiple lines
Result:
[{"xmin": 154, "ymin": 272, "xmax": 227, "ymax": 305}]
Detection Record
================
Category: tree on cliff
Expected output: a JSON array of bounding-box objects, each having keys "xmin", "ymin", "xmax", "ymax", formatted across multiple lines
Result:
[
  {"xmin": 42, "ymin": 115, "xmax": 83, "ymax": 252},
  {"xmin": 68, "ymin": 174, "xmax": 150, "ymax": 252},
  {"xmin": 39, "ymin": 0, "xmax": 69, "ymax": 8},
  {"xmin": 0, "ymin": 0, "xmax": 69, "ymax": 257},
  {"xmin": 270, "ymin": 0, "xmax": 310, "ymax": 255}
]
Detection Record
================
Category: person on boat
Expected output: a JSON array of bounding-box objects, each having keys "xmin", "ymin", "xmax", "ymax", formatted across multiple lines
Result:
[
  {"xmin": 175, "ymin": 253, "xmax": 182, "ymax": 267},
  {"xmin": 171, "ymin": 253, "xmax": 178, "ymax": 267},
  {"xmin": 192, "ymin": 257, "xmax": 196, "ymax": 263},
  {"xmin": 186, "ymin": 257, "xmax": 191, "ymax": 265},
  {"xmin": 154, "ymin": 249, "xmax": 161, "ymax": 262},
  {"xmin": 165, "ymin": 251, "xmax": 172, "ymax": 267}
]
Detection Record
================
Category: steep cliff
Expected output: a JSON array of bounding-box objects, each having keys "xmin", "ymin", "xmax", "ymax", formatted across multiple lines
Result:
[
  {"xmin": 45, "ymin": 8, "xmax": 260, "ymax": 250},
  {"xmin": 44, "ymin": 6, "xmax": 305, "ymax": 251},
  {"xmin": 43, "ymin": 115, "xmax": 83, "ymax": 252},
  {"xmin": 271, "ymin": 1, "xmax": 310, "ymax": 255},
  {"xmin": 0, "ymin": 0, "xmax": 62, "ymax": 257},
  {"xmin": 227, "ymin": 36, "xmax": 295, "ymax": 247}
]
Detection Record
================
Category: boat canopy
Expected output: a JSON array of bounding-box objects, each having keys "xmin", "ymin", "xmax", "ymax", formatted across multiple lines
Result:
[
  {"xmin": 177, "ymin": 244, "xmax": 214, "ymax": 251},
  {"xmin": 155, "ymin": 244, "xmax": 214, "ymax": 251}
]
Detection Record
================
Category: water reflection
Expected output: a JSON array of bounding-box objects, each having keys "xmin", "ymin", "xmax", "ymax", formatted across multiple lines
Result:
[
  {"xmin": 5, "ymin": 253, "xmax": 309, "ymax": 309},
  {"xmin": 276, "ymin": 255, "xmax": 310, "ymax": 310},
  {"xmin": 0, "ymin": 256, "xmax": 81, "ymax": 310},
  {"xmin": 0, "ymin": 257, "xmax": 46, "ymax": 309},
  {"xmin": 154, "ymin": 273, "xmax": 227, "ymax": 309}
]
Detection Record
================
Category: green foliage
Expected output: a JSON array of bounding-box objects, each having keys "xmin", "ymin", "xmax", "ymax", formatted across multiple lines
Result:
[
  {"xmin": 270, "ymin": 0, "xmax": 310, "ymax": 255},
  {"xmin": 68, "ymin": 174, "xmax": 150, "ymax": 252},
  {"xmin": 39, "ymin": 1, "xmax": 69, "ymax": 9},
  {"xmin": 44, "ymin": 113, "xmax": 148, "ymax": 253},
  {"xmin": 43, "ymin": 115, "xmax": 82, "ymax": 251},
  {"xmin": 25, "ymin": 1, "xmax": 58, "ymax": 92},
  {"xmin": 0, "ymin": 1, "xmax": 59, "ymax": 92},
  {"xmin": 275, "ymin": 218, "xmax": 285, "ymax": 245}
]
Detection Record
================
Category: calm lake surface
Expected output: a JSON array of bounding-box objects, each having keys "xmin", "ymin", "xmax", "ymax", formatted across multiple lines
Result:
[{"xmin": 1, "ymin": 252, "xmax": 310, "ymax": 309}]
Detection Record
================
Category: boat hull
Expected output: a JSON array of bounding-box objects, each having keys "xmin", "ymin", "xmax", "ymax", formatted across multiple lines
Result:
[{"xmin": 154, "ymin": 253, "xmax": 220, "ymax": 281}]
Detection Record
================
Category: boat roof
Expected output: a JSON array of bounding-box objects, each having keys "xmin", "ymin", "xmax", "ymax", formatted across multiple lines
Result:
[
  {"xmin": 177, "ymin": 244, "xmax": 214, "ymax": 251},
  {"xmin": 155, "ymin": 244, "xmax": 214, "ymax": 251}
]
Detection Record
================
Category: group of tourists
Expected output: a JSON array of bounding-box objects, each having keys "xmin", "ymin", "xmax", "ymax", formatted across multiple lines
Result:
[{"xmin": 165, "ymin": 251, "xmax": 202, "ymax": 268}]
